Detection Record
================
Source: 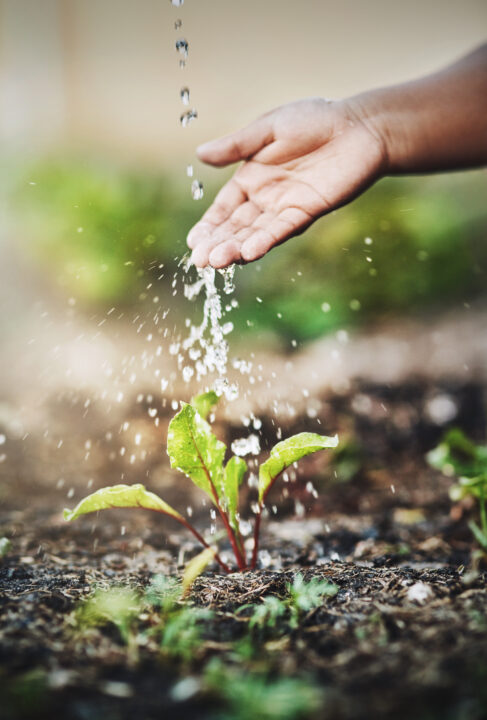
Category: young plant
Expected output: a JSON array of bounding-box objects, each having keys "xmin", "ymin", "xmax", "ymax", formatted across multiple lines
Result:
[
  {"xmin": 427, "ymin": 428, "xmax": 487, "ymax": 551},
  {"xmin": 243, "ymin": 573, "xmax": 338, "ymax": 634},
  {"xmin": 65, "ymin": 391, "xmax": 338, "ymax": 573}
]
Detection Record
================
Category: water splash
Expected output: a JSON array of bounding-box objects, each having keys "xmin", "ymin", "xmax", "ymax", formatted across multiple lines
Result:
[{"xmin": 181, "ymin": 263, "xmax": 238, "ymax": 400}]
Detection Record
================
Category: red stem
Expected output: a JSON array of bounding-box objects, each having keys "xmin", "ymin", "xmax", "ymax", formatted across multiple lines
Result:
[
  {"xmin": 177, "ymin": 516, "xmax": 232, "ymax": 574},
  {"xmin": 187, "ymin": 425, "xmax": 247, "ymax": 570}
]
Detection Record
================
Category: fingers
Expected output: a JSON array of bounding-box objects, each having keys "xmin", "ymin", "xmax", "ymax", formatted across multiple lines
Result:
[
  {"xmin": 191, "ymin": 200, "xmax": 260, "ymax": 267},
  {"xmin": 193, "ymin": 206, "xmax": 312, "ymax": 269},
  {"xmin": 197, "ymin": 116, "xmax": 274, "ymax": 167},
  {"xmin": 241, "ymin": 207, "xmax": 312, "ymax": 262},
  {"xmin": 187, "ymin": 179, "xmax": 247, "ymax": 250}
]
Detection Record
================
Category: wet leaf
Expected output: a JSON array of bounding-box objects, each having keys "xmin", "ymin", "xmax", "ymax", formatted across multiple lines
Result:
[
  {"xmin": 223, "ymin": 456, "xmax": 247, "ymax": 530},
  {"xmin": 258, "ymin": 432, "xmax": 338, "ymax": 503},
  {"xmin": 64, "ymin": 483, "xmax": 183, "ymax": 522},
  {"xmin": 167, "ymin": 403, "xmax": 226, "ymax": 504},
  {"xmin": 191, "ymin": 390, "xmax": 220, "ymax": 420}
]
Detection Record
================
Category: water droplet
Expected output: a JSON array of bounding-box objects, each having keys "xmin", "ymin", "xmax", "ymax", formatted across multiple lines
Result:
[
  {"xmin": 174, "ymin": 19, "xmax": 182, "ymax": 29},
  {"xmin": 170, "ymin": 0, "xmax": 184, "ymax": 7},
  {"xmin": 231, "ymin": 434, "xmax": 261, "ymax": 457},
  {"xmin": 186, "ymin": 164, "xmax": 193, "ymax": 177},
  {"xmin": 175, "ymin": 38, "xmax": 188, "ymax": 58},
  {"xmin": 180, "ymin": 109, "xmax": 197, "ymax": 127},
  {"xmin": 191, "ymin": 179, "xmax": 204, "ymax": 200},
  {"xmin": 321, "ymin": 302, "xmax": 331, "ymax": 313},
  {"xmin": 180, "ymin": 87, "xmax": 190, "ymax": 105},
  {"xmin": 364, "ymin": 237, "xmax": 373, "ymax": 245},
  {"xmin": 182, "ymin": 366, "xmax": 194, "ymax": 382}
]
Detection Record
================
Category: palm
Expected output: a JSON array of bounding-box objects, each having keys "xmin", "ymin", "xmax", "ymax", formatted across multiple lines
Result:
[{"xmin": 188, "ymin": 99, "xmax": 385, "ymax": 268}]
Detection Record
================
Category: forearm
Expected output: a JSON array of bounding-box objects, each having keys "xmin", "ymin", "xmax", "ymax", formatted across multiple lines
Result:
[{"xmin": 352, "ymin": 44, "xmax": 487, "ymax": 174}]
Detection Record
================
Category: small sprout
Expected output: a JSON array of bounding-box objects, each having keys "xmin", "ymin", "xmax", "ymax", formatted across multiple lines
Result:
[
  {"xmin": 287, "ymin": 573, "xmax": 339, "ymax": 613},
  {"xmin": 160, "ymin": 607, "xmax": 213, "ymax": 663},
  {"xmin": 65, "ymin": 393, "xmax": 338, "ymax": 574},
  {"xmin": 428, "ymin": 429, "xmax": 487, "ymax": 551},
  {"xmin": 145, "ymin": 574, "xmax": 182, "ymax": 612},
  {"xmin": 182, "ymin": 547, "xmax": 216, "ymax": 596},
  {"xmin": 242, "ymin": 574, "xmax": 338, "ymax": 635},
  {"xmin": 0, "ymin": 537, "xmax": 11, "ymax": 558},
  {"xmin": 246, "ymin": 596, "xmax": 287, "ymax": 631},
  {"xmin": 204, "ymin": 659, "xmax": 323, "ymax": 720},
  {"xmin": 75, "ymin": 586, "xmax": 141, "ymax": 644}
]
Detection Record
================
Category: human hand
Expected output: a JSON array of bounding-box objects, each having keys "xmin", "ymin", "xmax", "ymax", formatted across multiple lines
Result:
[{"xmin": 187, "ymin": 97, "xmax": 387, "ymax": 268}]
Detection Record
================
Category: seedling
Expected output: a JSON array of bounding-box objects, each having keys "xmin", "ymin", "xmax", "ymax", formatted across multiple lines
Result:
[
  {"xmin": 241, "ymin": 573, "xmax": 338, "ymax": 633},
  {"xmin": 204, "ymin": 659, "xmax": 323, "ymax": 720},
  {"xmin": 427, "ymin": 428, "xmax": 487, "ymax": 551},
  {"xmin": 65, "ymin": 392, "xmax": 338, "ymax": 573}
]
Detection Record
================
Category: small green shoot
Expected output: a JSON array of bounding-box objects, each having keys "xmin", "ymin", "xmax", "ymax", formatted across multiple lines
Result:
[
  {"xmin": 0, "ymin": 537, "xmax": 11, "ymax": 559},
  {"xmin": 160, "ymin": 606, "xmax": 213, "ymax": 662},
  {"xmin": 65, "ymin": 393, "xmax": 338, "ymax": 573},
  {"xmin": 428, "ymin": 429, "xmax": 487, "ymax": 551},
  {"xmin": 242, "ymin": 573, "xmax": 338, "ymax": 634},
  {"xmin": 204, "ymin": 659, "xmax": 323, "ymax": 720},
  {"xmin": 75, "ymin": 586, "xmax": 141, "ymax": 645}
]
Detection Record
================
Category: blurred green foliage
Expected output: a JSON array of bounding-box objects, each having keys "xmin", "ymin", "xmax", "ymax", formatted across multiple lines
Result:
[{"xmin": 11, "ymin": 158, "xmax": 487, "ymax": 345}]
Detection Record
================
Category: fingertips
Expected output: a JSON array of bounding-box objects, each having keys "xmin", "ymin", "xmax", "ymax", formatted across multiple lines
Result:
[
  {"xmin": 187, "ymin": 222, "xmax": 213, "ymax": 250},
  {"xmin": 208, "ymin": 240, "xmax": 242, "ymax": 269},
  {"xmin": 241, "ymin": 230, "xmax": 276, "ymax": 262}
]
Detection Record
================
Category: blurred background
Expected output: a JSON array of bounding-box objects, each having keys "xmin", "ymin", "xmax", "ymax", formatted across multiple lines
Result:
[{"xmin": 0, "ymin": 0, "xmax": 486, "ymax": 432}]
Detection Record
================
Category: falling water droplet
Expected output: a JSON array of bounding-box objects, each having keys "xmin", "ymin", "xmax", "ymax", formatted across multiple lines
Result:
[
  {"xmin": 186, "ymin": 164, "xmax": 193, "ymax": 177},
  {"xmin": 191, "ymin": 180, "xmax": 204, "ymax": 200},
  {"xmin": 175, "ymin": 38, "xmax": 188, "ymax": 58},
  {"xmin": 180, "ymin": 87, "xmax": 190, "ymax": 105},
  {"xmin": 180, "ymin": 109, "xmax": 198, "ymax": 127},
  {"xmin": 170, "ymin": 0, "xmax": 184, "ymax": 7},
  {"xmin": 174, "ymin": 19, "xmax": 182, "ymax": 29}
]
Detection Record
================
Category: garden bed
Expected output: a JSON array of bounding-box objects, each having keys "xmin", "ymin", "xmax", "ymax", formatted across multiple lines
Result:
[{"xmin": 1, "ymin": 378, "xmax": 486, "ymax": 720}]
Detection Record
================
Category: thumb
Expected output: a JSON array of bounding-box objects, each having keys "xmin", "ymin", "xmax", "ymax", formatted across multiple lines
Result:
[{"xmin": 196, "ymin": 116, "xmax": 274, "ymax": 167}]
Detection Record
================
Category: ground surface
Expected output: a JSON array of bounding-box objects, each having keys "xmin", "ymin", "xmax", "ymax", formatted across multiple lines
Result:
[{"xmin": 1, "ymin": 378, "xmax": 487, "ymax": 720}]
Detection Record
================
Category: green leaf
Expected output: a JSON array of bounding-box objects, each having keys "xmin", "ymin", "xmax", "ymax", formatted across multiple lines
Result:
[
  {"xmin": 0, "ymin": 537, "xmax": 11, "ymax": 559},
  {"xmin": 64, "ymin": 483, "xmax": 183, "ymax": 522},
  {"xmin": 191, "ymin": 390, "xmax": 220, "ymax": 420},
  {"xmin": 468, "ymin": 519, "xmax": 487, "ymax": 550},
  {"xmin": 167, "ymin": 403, "xmax": 226, "ymax": 504},
  {"xmin": 427, "ymin": 429, "xmax": 487, "ymax": 480},
  {"xmin": 223, "ymin": 456, "xmax": 247, "ymax": 530},
  {"xmin": 258, "ymin": 432, "xmax": 338, "ymax": 503},
  {"xmin": 182, "ymin": 547, "xmax": 216, "ymax": 596}
]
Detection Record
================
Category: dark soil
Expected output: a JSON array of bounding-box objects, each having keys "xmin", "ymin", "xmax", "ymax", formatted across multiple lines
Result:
[{"xmin": 1, "ymin": 378, "xmax": 487, "ymax": 720}]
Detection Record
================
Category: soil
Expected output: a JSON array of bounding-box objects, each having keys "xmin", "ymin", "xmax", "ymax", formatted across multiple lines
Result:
[{"xmin": 1, "ymin": 378, "xmax": 487, "ymax": 720}]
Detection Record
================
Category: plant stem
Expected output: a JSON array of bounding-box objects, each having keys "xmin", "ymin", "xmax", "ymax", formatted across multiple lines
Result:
[
  {"xmin": 177, "ymin": 516, "xmax": 232, "ymax": 574},
  {"xmin": 188, "ymin": 424, "xmax": 247, "ymax": 571}
]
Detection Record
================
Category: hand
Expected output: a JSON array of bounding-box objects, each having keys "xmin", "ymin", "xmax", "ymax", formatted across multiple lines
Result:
[{"xmin": 187, "ymin": 97, "xmax": 387, "ymax": 268}]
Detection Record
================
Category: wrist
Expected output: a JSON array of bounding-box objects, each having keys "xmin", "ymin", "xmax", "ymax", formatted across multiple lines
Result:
[{"xmin": 347, "ymin": 89, "xmax": 410, "ymax": 175}]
